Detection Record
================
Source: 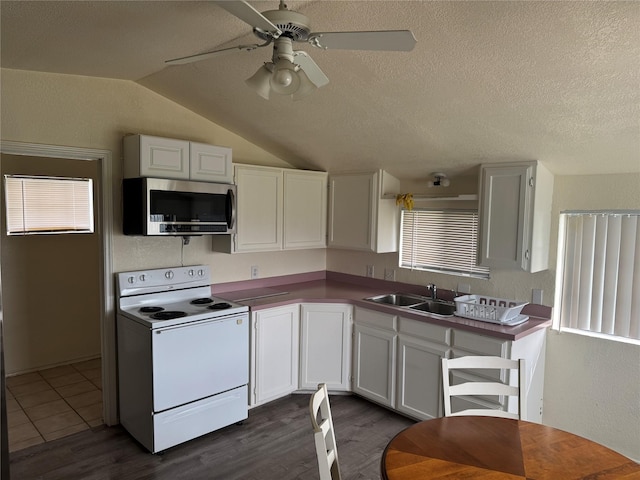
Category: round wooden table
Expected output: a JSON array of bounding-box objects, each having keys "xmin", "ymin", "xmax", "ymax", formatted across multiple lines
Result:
[{"xmin": 381, "ymin": 416, "xmax": 640, "ymax": 479}]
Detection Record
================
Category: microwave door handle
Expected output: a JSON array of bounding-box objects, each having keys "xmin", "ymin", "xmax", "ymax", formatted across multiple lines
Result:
[{"xmin": 226, "ymin": 188, "xmax": 236, "ymax": 229}]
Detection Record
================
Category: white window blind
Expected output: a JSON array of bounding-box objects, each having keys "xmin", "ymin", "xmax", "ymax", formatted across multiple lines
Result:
[
  {"xmin": 555, "ymin": 211, "xmax": 640, "ymax": 342},
  {"xmin": 400, "ymin": 209, "xmax": 490, "ymax": 279},
  {"xmin": 4, "ymin": 175, "xmax": 94, "ymax": 235}
]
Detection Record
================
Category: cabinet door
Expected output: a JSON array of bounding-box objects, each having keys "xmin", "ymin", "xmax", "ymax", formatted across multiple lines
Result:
[
  {"xmin": 328, "ymin": 172, "xmax": 376, "ymax": 251},
  {"xmin": 283, "ymin": 170, "xmax": 327, "ymax": 249},
  {"xmin": 396, "ymin": 335, "xmax": 449, "ymax": 420},
  {"xmin": 299, "ymin": 304, "xmax": 352, "ymax": 391},
  {"xmin": 352, "ymin": 323, "xmax": 396, "ymax": 408},
  {"xmin": 252, "ymin": 305, "xmax": 299, "ymax": 406},
  {"xmin": 189, "ymin": 142, "xmax": 232, "ymax": 183},
  {"xmin": 235, "ymin": 166, "xmax": 283, "ymax": 252},
  {"xmin": 124, "ymin": 134, "xmax": 190, "ymax": 179},
  {"xmin": 478, "ymin": 164, "xmax": 531, "ymax": 270}
]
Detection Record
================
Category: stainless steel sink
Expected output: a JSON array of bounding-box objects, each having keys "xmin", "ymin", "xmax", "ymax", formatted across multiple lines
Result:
[
  {"xmin": 365, "ymin": 293, "xmax": 427, "ymax": 307},
  {"xmin": 409, "ymin": 300, "xmax": 456, "ymax": 316},
  {"xmin": 365, "ymin": 293, "xmax": 456, "ymax": 317}
]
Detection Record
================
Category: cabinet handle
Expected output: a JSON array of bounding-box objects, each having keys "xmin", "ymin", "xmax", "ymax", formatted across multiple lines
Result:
[
  {"xmin": 525, "ymin": 250, "xmax": 531, "ymax": 260},
  {"xmin": 529, "ymin": 177, "xmax": 534, "ymax": 187}
]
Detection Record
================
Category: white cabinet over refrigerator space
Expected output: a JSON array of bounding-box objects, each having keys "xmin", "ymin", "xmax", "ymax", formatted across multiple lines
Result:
[
  {"xmin": 328, "ymin": 170, "xmax": 400, "ymax": 253},
  {"xmin": 478, "ymin": 161, "xmax": 554, "ymax": 272},
  {"xmin": 124, "ymin": 134, "xmax": 233, "ymax": 183}
]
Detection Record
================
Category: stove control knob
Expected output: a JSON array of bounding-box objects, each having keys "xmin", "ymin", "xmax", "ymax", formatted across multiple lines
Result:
[
  {"xmin": 139, "ymin": 274, "xmax": 146, "ymax": 282},
  {"xmin": 127, "ymin": 276, "xmax": 135, "ymax": 284},
  {"xmin": 198, "ymin": 269, "xmax": 205, "ymax": 277},
  {"xmin": 165, "ymin": 270, "xmax": 174, "ymax": 280},
  {"xmin": 188, "ymin": 269, "xmax": 194, "ymax": 276}
]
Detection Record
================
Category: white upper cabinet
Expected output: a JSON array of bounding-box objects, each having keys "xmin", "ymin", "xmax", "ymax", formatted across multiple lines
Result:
[
  {"xmin": 283, "ymin": 170, "xmax": 327, "ymax": 250},
  {"xmin": 234, "ymin": 165, "xmax": 283, "ymax": 252},
  {"xmin": 478, "ymin": 161, "xmax": 554, "ymax": 272},
  {"xmin": 213, "ymin": 164, "xmax": 327, "ymax": 253},
  {"xmin": 328, "ymin": 170, "xmax": 400, "ymax": 253},
  {"xmin": 124, "ymin": 134, "xmax": 232, "ymax": 183},
  {"xmin": 189, "ymin": 141, "xmax": 233, "ymax": 183}
]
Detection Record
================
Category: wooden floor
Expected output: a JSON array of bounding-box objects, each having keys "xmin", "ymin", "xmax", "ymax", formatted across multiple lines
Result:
[{"xmin": 10, "ymin": 392, "xmax": 415, "ymax": 480}]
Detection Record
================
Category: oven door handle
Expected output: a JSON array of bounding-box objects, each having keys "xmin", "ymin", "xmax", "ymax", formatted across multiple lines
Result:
[{"xmin": 154, "ymin": 314, "xmax": 245, "ymax": 333}]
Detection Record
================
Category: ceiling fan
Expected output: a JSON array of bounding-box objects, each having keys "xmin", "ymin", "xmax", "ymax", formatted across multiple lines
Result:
[{"xmin": 166, "ymin": 1, "xmax": 417, "ymax": 100}]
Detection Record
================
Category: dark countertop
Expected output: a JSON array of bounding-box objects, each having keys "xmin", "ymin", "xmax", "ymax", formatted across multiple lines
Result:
[{"xmin": 212, "ymin": 272, "xmax": 551, "ymax": 341}]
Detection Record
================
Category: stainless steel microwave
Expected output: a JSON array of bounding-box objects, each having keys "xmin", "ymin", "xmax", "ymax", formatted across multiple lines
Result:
[{"xmin": 123, "ymin": 177, "xmax": 236, "ymax": 235}]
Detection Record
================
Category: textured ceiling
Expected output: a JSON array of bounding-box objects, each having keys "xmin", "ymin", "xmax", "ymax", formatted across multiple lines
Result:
[{"xmin": 2, "ymin": 1, "xmax": 639, "ymax": 180}]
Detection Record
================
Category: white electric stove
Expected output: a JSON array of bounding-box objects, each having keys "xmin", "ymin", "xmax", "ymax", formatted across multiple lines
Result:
[{"xmin": 116, "ymin": 265, "xmax": 249, "ymax": 453}]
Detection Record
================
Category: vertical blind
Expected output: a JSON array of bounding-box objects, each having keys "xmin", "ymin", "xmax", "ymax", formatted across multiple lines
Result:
[
  {"xmin": 556, "ymin": 211, "xmax": 640, "ymax": 341},
  {"xmin": 4, "ymin": 175, "xmax": 94, "ymax": 235},
  {"xmin": 400, "ymin": 209, "xmax": 490, "ymax": 279}
]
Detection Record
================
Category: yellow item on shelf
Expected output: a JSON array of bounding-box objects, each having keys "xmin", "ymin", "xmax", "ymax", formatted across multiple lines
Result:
[{"xmin": 396, "ymin": 193, "xmax": 414, "ymax": 211}]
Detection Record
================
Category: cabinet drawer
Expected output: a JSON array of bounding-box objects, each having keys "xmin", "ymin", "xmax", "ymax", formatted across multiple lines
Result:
[
  {"xmin": 399, "ymin": 317, "xmax": 450, "ymax": 345},
  {"xmin": 354, "ymin": 307, "xmax": 397, "ymax": 331},
  {"xmin": 452, "ymin": 329, "xmax": 509, "ymax": 357}
]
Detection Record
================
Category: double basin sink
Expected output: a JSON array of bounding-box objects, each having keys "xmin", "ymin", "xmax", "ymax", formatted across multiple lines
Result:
[{"xmin": 364, "ymin": 293, "xmax": 456, "ymax": 317}]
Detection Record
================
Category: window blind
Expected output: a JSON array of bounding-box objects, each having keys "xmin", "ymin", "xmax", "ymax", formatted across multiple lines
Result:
[
  {"xmin": 4, "ymin": 175, "xmax": 94, "ymax": 235},
  {"xmin": 555, "ymin": 211, "xmax": 640, "ymax": 341},
  {"xmin": 400, "ymin": 209, "xmax": 490, "ymax": 279}
]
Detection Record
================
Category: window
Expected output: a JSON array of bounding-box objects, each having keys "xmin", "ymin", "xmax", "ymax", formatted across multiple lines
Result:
[
  {"xmin": 554, "ymin": 211, "xmax": 640, "ymax": 343},
  {"xmin": 400, "ymin": 209, "xmax": 490, "ymax": 279},
  {"xmin": 4, "ymin": 175, "xmax": 94, "ymax": 235}
]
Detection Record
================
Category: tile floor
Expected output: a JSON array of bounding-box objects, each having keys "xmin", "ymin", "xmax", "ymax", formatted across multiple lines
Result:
[{"xmin": 5, "ymin": 358, "xmax": 103, "ymax": 452}]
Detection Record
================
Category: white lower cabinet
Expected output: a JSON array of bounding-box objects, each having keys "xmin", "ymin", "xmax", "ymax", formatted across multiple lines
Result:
[
  {"xmin": 299, "ymin": 303, "xmax": 352, "ymax": 391},
  {"xmin": 351, "ymin": 308, "xmax": 546, "ymax": 423},
  {"xmin": 250, "ymin": 305, "xmax": 299, "ymax": 407},
  {"xmin": 352, "ymin": 308, "xmax": 397, "ymax": 408},
  {"xmin": 396, "ymin": 318, "xmax": 451, "ymax": 420}
]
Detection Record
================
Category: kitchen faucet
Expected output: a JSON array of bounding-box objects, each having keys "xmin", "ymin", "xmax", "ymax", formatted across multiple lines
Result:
[{"xmin": 427, "ymin": 283, "xmax": 437, "ymax": 300}]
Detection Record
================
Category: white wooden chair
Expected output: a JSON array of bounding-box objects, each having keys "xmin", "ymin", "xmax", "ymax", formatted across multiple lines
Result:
[
  {"xmin": 441, "ymin": 356, "xmax": 526, "ymax": 420},
  {"xmin": 309, "ymin": 383, "xmax": 341, "ymax": 480}
]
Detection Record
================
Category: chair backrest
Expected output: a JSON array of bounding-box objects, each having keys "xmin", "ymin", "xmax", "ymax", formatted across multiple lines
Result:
[
  {"xmin": 441, "ymin": 356, "xmax": 526, "ymax": 420},
  {"xmin": 309, "ymin": 383, "xmax": 341, "ymax": 480}
]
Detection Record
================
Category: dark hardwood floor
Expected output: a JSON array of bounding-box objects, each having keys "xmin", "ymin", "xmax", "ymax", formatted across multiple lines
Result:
[{"xmin": 10, "ymin": 393, "xmax": 415, "ymax": 480}]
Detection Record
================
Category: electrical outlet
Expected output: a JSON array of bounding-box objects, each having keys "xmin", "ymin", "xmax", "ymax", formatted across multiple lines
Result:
[
  {"xmin": 366, "ymin": 265, "xmax": 374, "ymax": 278},
  {"xmin": 384, "ymin": 269, "xmax": 396, "ymax": 281},
  {"xmin": 532, "ymin": 289, "xmax": 543, "ymax": 304},
  {"xmin": 251, "ymin": 265, "xmax": 259, "ymax": 279}
]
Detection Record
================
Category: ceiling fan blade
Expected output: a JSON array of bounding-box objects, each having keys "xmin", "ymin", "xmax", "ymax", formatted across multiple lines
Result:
[
  {"xmin": 308, "ymin": 30, "xmax": 416, "ymax": 52},
  {"xmin": 213, "ymin": 1, "xmax": 282, "ymax": 38},
  {"xmin": 293, "ymin": 51, "xmax": 329, "ymax": 88},
  {"xmin": 166, "ymin": 42, "xmax": 267, "ymax": 66}
]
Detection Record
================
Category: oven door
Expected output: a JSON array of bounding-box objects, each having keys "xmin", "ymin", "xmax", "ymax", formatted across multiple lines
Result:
[{"xmin": 151, "ymin": 314, "xmax": 248, "ymax": 412}]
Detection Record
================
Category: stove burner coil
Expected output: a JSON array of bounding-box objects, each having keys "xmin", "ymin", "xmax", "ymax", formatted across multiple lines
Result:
[
  {"xmin": 191, "ymin": 298, "xmax": 214, "ymax": 305},
  {"xmin": 140, "ymin": 306, "xmax": 164, "ymax": 313},
  {"xmin": 208, "ymin": 302, "xmax": 232, "ymax": 310},
  {"xmin": 150, "ymin": 310, "xmax": 187, "ymax": 320}
]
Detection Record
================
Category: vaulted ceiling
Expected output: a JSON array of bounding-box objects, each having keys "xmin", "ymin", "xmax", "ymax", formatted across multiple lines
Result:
[{"xmin": 2, "ymin": 1, "xmax": 639, "ymax": 180}]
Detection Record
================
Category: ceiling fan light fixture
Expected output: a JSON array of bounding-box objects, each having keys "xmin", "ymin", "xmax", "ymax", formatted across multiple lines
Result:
[
  {"xmin": 270, "ymin": 58, "xmax": 300, "ymax": 95},
  {"xmin": 292, "ymin": 68, "xmax": 317, "ymax": 101},
  {"xmin": 246, "ymin": 63, "xmax": 274, "ymax": 99}
]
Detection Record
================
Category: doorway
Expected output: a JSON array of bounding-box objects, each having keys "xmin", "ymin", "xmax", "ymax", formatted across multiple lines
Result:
[{"xmin": 0, "ymin": 142, "xmax": 115, "ymax": 456}]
